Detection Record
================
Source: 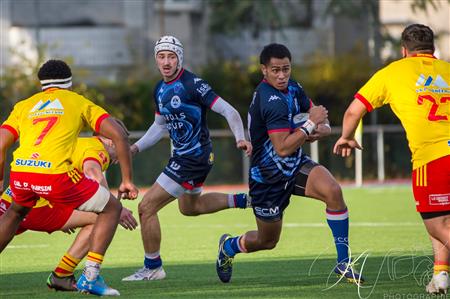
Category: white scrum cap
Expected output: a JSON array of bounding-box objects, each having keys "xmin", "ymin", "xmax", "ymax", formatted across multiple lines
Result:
[{"xmin": 154, "ymin": 35, "xmax": 184, "ymax": 70}]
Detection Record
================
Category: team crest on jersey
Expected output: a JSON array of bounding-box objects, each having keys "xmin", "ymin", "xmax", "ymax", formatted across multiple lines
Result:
[
  {"xmin": 171, "ymin": 95, "xmax": 182, "ymax": 108},
  {"xmin": 174, "ymin": 82, "xmax": 183, "ymax": 94}
]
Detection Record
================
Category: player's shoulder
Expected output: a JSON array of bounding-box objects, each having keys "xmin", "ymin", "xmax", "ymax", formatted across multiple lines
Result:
[
  {"xmin": 75, "ymin": 136, "xmax": 103, "ymax": 151},
  {"xmin": 287, "ymin": 79, "xmax": 304, "ymax": 92}
]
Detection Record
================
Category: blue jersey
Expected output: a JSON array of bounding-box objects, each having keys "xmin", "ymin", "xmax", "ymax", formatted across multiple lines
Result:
[
  {"xmin": 248, "ymin": 79, "xmax": 312, "ymax": 184},
  {"xmin": 154, "ymin": 69, "xmax": 219, "ymax": 157}
]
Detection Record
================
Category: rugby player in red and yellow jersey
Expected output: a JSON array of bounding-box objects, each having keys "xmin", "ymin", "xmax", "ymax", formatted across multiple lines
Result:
[
  {"xmin": 333, "ymin": 24, "xmax": 450, "ymax": 294},
  {"xmin": 0, "ymin": 135, "xmax": 138, "ymax": 291},
  {"xmin": 0, "ymin": 60, "xmax": 138, "ymax": 296}
]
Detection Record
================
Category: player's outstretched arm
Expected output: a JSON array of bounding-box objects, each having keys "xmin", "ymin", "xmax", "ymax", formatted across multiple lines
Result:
[
  {"xmin": 211, "ymin": 97, "xmax": 252, "ymax": 156},
  {"xmin": 132, "ymin": 114, "xmax": 167, "ymax": 155},
  {"xmin": 0, "ymin": 128, "xmax": 16, "ymax": 194},
  {"xmin": 98, "ymin": 117, "xmax": 138, "ymax": 199},
  {"xmin": 333, "ymin": 99, "xmax": 367, "ymax": 157}
]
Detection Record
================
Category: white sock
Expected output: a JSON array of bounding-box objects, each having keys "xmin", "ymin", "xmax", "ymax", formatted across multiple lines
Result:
[
  {"xmin": 84, "ymin": 260, "xmax": 100, "ymax": 281},
  {"xmin": 227, "ymin": 194, "xmax": 235, "ymax": 208},
  {"xmin": 145, "ymin": 251, "xmax": 160, "ymax": 260}
]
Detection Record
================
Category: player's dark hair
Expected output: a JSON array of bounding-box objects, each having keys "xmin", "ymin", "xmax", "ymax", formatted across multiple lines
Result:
[
  {"xmin": 37, "ymin": 59, "xmax": 72, "ymax": 80},
  {"xmin": 401, "ymin": 24, "xmax": 435, "ymax": 53},
  {"xmin": 260, "ymin": 43, "xmax": 291, "ymax": 65}
]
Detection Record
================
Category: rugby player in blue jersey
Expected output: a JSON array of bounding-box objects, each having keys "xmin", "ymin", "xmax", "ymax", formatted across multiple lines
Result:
[
  {"xmin": 122, "ymin": 36, "xmax": 252, "ymax": 281},
  {"xmin": 215, "ymin": 43, "xmax": 364, "ymax": 285}
]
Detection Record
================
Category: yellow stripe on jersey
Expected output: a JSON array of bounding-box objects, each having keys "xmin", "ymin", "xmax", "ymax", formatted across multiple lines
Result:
[
  {"xmin": 2, "ymin": 88, "xmax": 109, "ymax": 174},
  {"xmin": 356, "ymin": 54, "xmax": 450, "ymax": 169}
]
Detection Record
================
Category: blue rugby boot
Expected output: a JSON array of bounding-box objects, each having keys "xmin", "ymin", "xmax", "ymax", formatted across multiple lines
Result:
[
  {"xmin": 216, "ymin": 233, "xmax": 234, "ymax": 283},
  {"xmin": 77, "ymin": 273, "xmax": 120, "ymax": 296},
  {"xmin": 334, "ymin": 261, "xmax": 365, "ymax": 284}
]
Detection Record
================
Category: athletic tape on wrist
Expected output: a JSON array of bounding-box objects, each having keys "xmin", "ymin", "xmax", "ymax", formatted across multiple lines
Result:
[{"xmin": 301, "ymin": 119, "xmax": 316, "ymax": 135}]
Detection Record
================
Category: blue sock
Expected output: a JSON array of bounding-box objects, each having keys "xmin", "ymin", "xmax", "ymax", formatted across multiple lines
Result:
[
  {"xmin": 144, "ymin": 255, "xmax": 162, "ymax": 269},
  {"xmin": 223, "ymin": 236, "xmax": 242, "ymax": 257},
  {"xmin": 326, "ymin": 208, "xmax": 349, "ymax": 264},
  {"xmin": 232, "ymin": 193, "xmax": 248, "ymax": 209}
]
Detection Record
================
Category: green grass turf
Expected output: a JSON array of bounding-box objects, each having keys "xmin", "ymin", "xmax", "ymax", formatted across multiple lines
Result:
[{"xmin": 0, "ymin": 186, "xmax": 435, "ymax": 298}]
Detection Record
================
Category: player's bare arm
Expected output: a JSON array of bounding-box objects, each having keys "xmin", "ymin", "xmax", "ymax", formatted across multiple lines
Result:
[
  {"xmin": 0, "ymin": 128, "xmax": 16, "ymax": 195},
  {"xmin": 269, "ymin": 105, "xmax": 327, "ymax": 157},
  {"xmin": 98, "ymin": 117, "xmax": 138, "ymax": 199},
  {"xmin": 333, "ymin": 99, "xmax": 366, "ymax": 157}
]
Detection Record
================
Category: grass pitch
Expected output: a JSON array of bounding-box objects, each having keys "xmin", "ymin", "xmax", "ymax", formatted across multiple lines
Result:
[{"xmin": 0, "ymin": 186, "xmax": 434, "ymax": 298}]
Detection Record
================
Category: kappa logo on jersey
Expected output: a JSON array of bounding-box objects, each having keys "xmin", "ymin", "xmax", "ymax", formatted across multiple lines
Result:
[
  {"xmin": 15, "ymin": 158, "xmax": 52, "ymax": 168},
  {"xmin": 194, "ymin": 77, "xmax": 202, "ymax": 84},
  {"xmin": 268, "ymin": 95, "xmax": 281, "ymax": 102},
  {"xmin": 171, "ymin": 95, "xmax": 182, "ymax": 108}
]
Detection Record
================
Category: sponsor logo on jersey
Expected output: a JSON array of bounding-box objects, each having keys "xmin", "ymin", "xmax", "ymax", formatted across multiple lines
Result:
[
  {"xmin": 30, "ymin": 152, "xmax": 40, "ymax": 159},
  {"xmin": 196, "ymin": 83, "xmax": 211, "ymax": 97},
  {"xmin": 15, "ymin": 158, "xmax": 52, "ymax": 168},
  {"xmin": 194, "ymin": 77, "xmax": 202, "ymax": 84},
  {"xmin": 268, "ymin": 95, "xmax": 281, "ymax": 102},
  {"xmin": 171, "ymin": 95, "xmax": 182, "ymax": 108},
  {"xmin": 31, "ymin": 184, "xmax": 52, "ymax": 193},
  {"xmin": 415, "ymin": 74, "xmax": 450, "ymax": 93},
  {"xmin": 254, "ymin": 206, "xmax": 280, "ymax": 217},
  {"xmin": 29, "ymin": 99, "xmax": 64, "ymax": 117},
  {"xmin": 429, "ymin": 193, "xmax": 450, "ymax": 206},
  {"xmin": 169, "ymin": 161, "xmax": 181, "ymax": 170},
  {"xmin": 5, "ymin": 187, "xmax": 13, "ymax": 197}
]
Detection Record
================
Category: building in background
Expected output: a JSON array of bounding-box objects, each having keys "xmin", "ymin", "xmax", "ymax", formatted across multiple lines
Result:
[
  {"xmin": 0, "ymin": 0, "xmax": 448, "ymax": 82},
  {"xmin": 380, "ymin": 1, "xmax": 450, "ymax": 61}
]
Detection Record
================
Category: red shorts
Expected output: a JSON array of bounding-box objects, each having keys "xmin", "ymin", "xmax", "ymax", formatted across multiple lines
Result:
[
  {"xmin": 10, "ymin": 170, "xmax": 99, "ymax": 209},
  {"xmin": 0, "ymin": 199, "xmax": 73, "ymax": 234},
  {"xmin": 413, "ymin": 155, "xmax": 450, "ymax": 213}
]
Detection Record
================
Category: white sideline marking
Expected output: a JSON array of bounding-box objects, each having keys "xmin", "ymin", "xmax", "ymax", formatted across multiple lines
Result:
[{"xmin": 7, "ymin": 244, "xmax": 49, "ymax": 249}]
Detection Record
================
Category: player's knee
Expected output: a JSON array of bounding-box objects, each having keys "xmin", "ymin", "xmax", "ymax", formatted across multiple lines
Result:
[
  {"xmin": 138, "ymin": 199, "xmax": 158, "ymax": 217},
  {"xmin": 323, "ymin": 182, "xmax": 344, "ymax": 205},
  {"xmin": 179, "ymin": 205, "xmax": 200, "ymax": 216}
]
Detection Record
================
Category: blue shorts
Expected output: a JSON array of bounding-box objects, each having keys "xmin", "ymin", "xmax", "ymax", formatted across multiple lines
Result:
[
  {"xmin": 250, "ymin": 154, "xmax": 316, "ymax": 221},
  {"xmin": 163, "ymin": 149, "xmax": 214, "ymax": 191}
]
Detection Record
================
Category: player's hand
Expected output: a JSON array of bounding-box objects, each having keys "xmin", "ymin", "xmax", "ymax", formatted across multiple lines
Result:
[
  {"xmin": 333, "ymin": 137, "xmax": 362, "ymax": 157},
  {"xmin": 237, "ymin": 140, "xmax": 252, "ymax": 156},
  {"xmin": 130, "ymin": 144, "xmax": 139, "ymax": 156},
  {"xmin": 119, "ymin": 207, "xmax": 138, "ymax": 230},
  {"xmin": 308, "ymin": 105, "xmax": 328, "ymax": 125},
  {"xmin": 118, "ymin": 182, "xmax": 139, "ymax": 200},
  {"xmin": 307, "ymin": 124, "xmax": 331, "ymax": 142}
]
